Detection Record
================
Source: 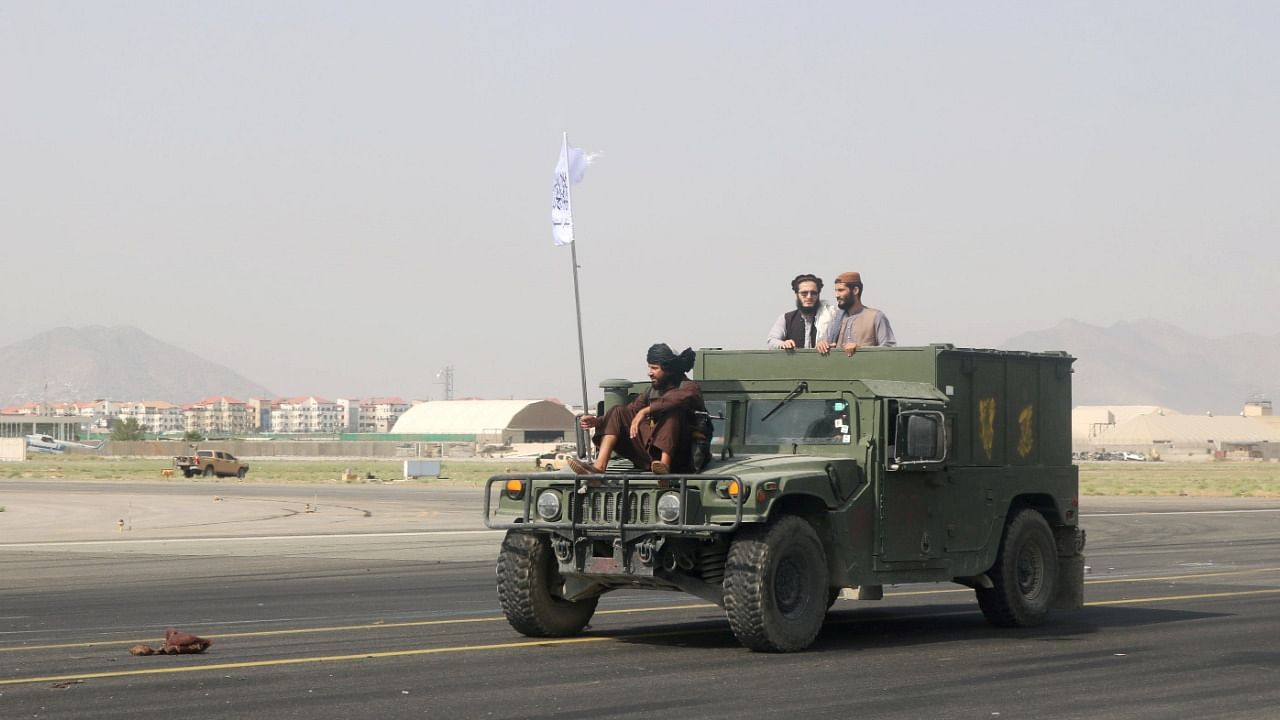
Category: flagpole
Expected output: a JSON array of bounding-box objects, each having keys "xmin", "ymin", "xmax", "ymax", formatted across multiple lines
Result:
[{"xmin": 563, "ymin": 132, "xmax": 592, "ymax": 427}]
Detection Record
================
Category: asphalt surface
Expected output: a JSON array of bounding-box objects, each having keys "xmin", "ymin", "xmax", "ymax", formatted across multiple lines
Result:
[{"xmin": 2, "ymin": 482, "xmax": 1280, "ymax": 719}]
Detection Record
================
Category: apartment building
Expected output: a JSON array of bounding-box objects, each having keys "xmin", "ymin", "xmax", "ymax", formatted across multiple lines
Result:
[
  {"xmin": 270, "ymin": 396, "xmax": 342, "ymax": 434},
  {"xmin": 357, "ymin": 397, "xmax": 410, "ymax": 433},
  {"xmin": 117, "ymin": 400, "xmax": 186, "ymax": 434},
  {"xmin": 184, "ymin": 397, "xmax": 253, "ymax": 435}
]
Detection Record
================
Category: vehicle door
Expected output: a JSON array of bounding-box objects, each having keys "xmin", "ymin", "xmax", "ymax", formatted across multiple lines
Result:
[{"xmin": 877, "ymin": 400, "xmax": 948, "ymax": 563}]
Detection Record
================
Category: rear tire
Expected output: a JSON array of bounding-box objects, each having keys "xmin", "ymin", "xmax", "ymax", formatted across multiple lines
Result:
[
  {"xmin": 496, "ymin": 531, "xmax": 597, "ymax": 637},
  {"xmin": 977, "ymin": 509, "xmax": 1059, "ymax": 627},
  {"xmin": 202, "ymin": 465, "xmax": 214, "ymax": 477},
  {"xmin": 723, "ymin": 515, "xmax": 828, "ymax": 652}
]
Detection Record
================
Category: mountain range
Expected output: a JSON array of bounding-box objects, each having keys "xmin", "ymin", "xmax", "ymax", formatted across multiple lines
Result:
[
  {"xmin": 1004, "ymin": 319, "xmax": 1278, "ymax": 415},
  {"xmin": 0, "ymin": 326, "xmax": 272, "ymax": 406},
  {"xmin": 0, "ymin": 321, "xmax": 1274, "ymax": 414}
]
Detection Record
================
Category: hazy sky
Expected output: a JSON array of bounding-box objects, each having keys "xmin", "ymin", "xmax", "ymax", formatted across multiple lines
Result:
[{"xmin": 3, "ymin": 2, "xmax": 1277, "ymax": 404}]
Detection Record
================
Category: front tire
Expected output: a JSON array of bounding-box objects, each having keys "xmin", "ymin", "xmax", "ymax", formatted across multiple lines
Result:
[
  {"xmin": 723, "ymin": 515, "xmax": 829, "ymax": 652},
  {"xmin": 977, "ymin": 509, "xmax": 1059, "ymax": 627},
  {"xmin": 236, "ymin": 468, "xmax": 247, "ymax": 479},
  {"xmin": 496, "ymin": 531, "xmax": 597, "ymax": 637}
]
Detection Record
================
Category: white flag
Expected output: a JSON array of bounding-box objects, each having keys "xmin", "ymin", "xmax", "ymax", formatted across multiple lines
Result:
[{"xmin": 552, "ymin": 136, "xmax": 590, "ymax": 246}]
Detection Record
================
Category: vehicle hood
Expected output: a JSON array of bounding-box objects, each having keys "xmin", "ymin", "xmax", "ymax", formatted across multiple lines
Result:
[{"xmin": 704, "ymin": 453, "xmax": 854, "ymax": 479}]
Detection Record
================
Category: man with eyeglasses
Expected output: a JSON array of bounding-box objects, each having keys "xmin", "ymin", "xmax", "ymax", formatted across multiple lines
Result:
[
  {"xmin": 766, "ymin": 273, "xmax": 836, "ymax": 349},
  {"xmin": 817, "ymin": 271, "xmax": 896, "ymax": 356}
]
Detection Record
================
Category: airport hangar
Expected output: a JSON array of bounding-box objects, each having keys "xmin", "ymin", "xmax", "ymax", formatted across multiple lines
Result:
[{"xmin": 389, "ymin": 399, "xmax": 575, "ymax": 445}]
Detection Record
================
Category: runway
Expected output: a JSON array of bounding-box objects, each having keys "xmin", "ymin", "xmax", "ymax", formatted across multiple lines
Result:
[{"xmin": 2, "ymin": 483, "xmax": 1279, "ymax": 719}]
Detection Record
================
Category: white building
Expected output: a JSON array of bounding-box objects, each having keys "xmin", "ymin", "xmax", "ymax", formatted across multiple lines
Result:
[
  {"xmin": 357, "ymin": 397, "xmax": 410, "ymax": 433},
  {"xmin": 185, "ymin": 397, "xmax": 253, "ymax": 435},
  {"xmin": 270, "ymin": 396, "xmax": 342, "ymax": 434},
  {"xmin": 117, "ymin": 400, "xmax": 186, "ymax": 434}
]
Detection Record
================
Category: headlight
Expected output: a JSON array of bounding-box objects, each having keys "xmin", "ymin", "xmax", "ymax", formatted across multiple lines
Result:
[
  {"xmin": 536, "ymin": 490, "xmax": 562, "ymax": 520},
  {"xmin": 656, "ymin": 492, "xmax": 681, "ymax": 523}
]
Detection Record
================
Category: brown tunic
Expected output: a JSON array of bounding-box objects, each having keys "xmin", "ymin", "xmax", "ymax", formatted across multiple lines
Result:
[
  {"xmin": 834, "ymin": 306, "xmax": 887, "ymax": 347},
  {"xmin": 593, "ymin": 377, "xmax": 705, "ymax": 472}
]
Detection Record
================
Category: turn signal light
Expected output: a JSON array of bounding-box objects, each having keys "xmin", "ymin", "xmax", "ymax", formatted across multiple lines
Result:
[
  {"xmin": 505, "ymin": 479, "xmax": 525, "ymax": 499},
  {"xmin": 727, "ymin": 479, "xmax": 742, "ymax": 498}
]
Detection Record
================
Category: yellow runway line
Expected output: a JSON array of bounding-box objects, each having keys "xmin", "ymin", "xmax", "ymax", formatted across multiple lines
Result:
[{"xmin": 2, "ymin": 586, "xmax": 1279, "ymax": 687}]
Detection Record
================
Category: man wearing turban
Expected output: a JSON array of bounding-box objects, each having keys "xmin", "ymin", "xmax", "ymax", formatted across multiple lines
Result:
[{"xmin": 569, "ymin": 343, "xmax": 706, "ymax": 475}]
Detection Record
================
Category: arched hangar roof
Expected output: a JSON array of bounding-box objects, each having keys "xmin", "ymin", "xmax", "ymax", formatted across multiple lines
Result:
[{"xmin": 390, "ymin": 400, "xmax": 574, "ymax": 435}]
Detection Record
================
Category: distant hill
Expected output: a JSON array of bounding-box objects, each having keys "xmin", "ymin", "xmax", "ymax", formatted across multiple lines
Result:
[
  {"xmin": 1004, "ymin": 319, "xmax": 1279, "ymax": 414},
  {"xmin": 0, "ymin": 326, "xmax": 273, "ymax": 406}
]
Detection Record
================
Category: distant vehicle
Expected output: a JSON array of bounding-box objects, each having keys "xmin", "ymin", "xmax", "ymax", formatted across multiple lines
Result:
[
  {"xmin": 534, "ymin": 452, "xmax": 577, "ymax": 471},
  {"xmin": 24, "ymin": 434, "xmax": 103, "ymax": 454},
  {"xmin": 479, "ymin": 443, "xmax": 513, "ymax": 457},
  {"xmin": 173, "ymin": 449, "xmax": 249, "ymax": 478},
  {"xmin": 1120, "ymin": 451, "xmax": 1147, "ymax": 462}
]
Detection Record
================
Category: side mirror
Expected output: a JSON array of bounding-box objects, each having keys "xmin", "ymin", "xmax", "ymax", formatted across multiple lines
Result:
[{"xmin": 891, "ymin": 411, "xmax": 947, "ymax": 467}]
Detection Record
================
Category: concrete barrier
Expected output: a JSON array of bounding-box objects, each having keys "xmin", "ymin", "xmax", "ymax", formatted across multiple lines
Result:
[{"xmin": 0, "ymin": 437, "xmax": 26, "ymax": 462}]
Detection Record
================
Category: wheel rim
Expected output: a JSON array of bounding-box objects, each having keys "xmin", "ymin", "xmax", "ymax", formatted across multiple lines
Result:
[
  {"xmin": 1016, "ymin": 541, "xmax": 1046, "ymax": 598},
  {"xmin": 773, "ymin": 553, "xmax": 809, "ymax": 617}
]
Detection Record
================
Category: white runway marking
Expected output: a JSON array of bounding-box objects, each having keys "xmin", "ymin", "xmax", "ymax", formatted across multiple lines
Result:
[
  {"xmin": 0, "ymin": 529, "xmax": 503, "ymax": 549},
  {"xmin": 1082, "ymin": 508, "xmax": 1280, "ymax": 518}
]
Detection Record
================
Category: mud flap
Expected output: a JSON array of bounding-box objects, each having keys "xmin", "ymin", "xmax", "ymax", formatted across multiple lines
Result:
[{"xmin": 1051, "ymin": 527, "xmax": 1086, "ymax": 610}]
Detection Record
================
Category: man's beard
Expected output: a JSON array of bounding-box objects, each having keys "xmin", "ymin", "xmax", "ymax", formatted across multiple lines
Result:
[
  {"xmin": 837, "ymin": 296, "xmax": 855, "ymax": 311},
  {"xmin": 794, "ymin": 299, "xmax": 819, "ymax": 316}
]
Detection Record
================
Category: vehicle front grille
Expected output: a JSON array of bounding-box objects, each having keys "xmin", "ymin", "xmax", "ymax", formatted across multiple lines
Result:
[{"xmin": 583, "ymin": 490, "xmax": 651, "ymax": 525}]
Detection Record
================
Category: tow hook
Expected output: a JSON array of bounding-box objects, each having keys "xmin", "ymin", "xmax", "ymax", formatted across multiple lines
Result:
[
  {"xmin": 552, "ymin": 536, "xmax": 573, "ymax": 562},
  {"xmin": 636, "ymin": 539, "xmax": 658, "ymax": 566}
]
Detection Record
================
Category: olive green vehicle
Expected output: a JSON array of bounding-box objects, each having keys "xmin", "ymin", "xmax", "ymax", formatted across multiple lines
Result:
[{"xmin": 483, "ymin": 345, "xmax": 1085, "ymax": 652}]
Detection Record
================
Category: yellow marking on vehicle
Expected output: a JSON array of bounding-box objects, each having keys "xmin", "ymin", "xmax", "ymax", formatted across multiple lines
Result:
[
  {"xmin": 1017, "ymin": 404, "xmax": 1035, "ymax": 458},
  {"xmin": 978, "ymin": 398, "xmax": 996, "ymax": 461}
]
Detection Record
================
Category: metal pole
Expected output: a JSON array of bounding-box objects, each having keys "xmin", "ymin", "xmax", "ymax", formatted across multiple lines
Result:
[{"xmin": 564, "ymin": 132, "xmax": 591, "ymax": 423}]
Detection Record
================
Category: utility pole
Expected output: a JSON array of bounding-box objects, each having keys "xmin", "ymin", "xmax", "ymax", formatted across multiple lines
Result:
[{"xmin": 436, "ymin": 366, "xmax": 454, "ymax": 401}]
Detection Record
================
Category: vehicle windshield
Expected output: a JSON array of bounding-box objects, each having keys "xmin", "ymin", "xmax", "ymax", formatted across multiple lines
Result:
[{"xmin": 745, "ymin": 398, "xmax": 850, "ymax": 445}]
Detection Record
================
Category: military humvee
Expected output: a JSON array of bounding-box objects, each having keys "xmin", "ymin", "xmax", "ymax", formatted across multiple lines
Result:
[{"xmin": 484, "ymin": 345, "xmax": 1085, "ymax": 652}]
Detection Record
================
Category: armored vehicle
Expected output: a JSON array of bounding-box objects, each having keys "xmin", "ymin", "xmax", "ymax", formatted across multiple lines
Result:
[{"xmin": 484, "ymin": 345, "xmax": 1085, "ymax": 652}]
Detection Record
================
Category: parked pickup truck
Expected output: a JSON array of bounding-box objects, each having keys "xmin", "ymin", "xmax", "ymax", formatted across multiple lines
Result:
[
  {"xmin": 174, "ymin": 449, "xmax": 249, "ymax": 478},
  {"xmin": 535, "ymin": 452, "xmax": 577, "ymax": 471}
]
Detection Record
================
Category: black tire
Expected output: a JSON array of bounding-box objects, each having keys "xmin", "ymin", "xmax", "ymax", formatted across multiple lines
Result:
[
  {"xmin": 183, "ymin": 470, "xmax": 194, "ymax": 478},
  {"xmin": 236, "ymin": 468, "xmax": 247, "ymax": 479},
  {"xmin": 977, "ymin": 508, "xmax": 1059, "ymax": 627},
  {"xmin": 723, "ymin": 515, "xmax": 829, "ymax": 652},
  {"xmin": 496, "ymin": 531, "xmax": 597, "ymax": 637},
  {"xmin": 202, "ymin": 465, "xmax": 214, "ymax": 477}
]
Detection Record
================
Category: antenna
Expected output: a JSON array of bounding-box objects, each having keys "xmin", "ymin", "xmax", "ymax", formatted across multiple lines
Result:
[{"xmin": 435, "ymin": 366, "xmax": 455, "ymax": 401}]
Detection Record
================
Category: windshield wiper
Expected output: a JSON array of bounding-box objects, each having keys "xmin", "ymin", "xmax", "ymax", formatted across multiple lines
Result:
[{"xmin": 760, "ymin": 381, "xmax": 808, "ymax": 422}]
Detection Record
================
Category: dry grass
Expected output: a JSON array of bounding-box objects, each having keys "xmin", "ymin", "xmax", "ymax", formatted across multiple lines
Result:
[
  {"xmin": 6, "ymin": 456, "xmax": 1280, "ymax": 497},
  {"xmin": 1080, "ymin": 461, "xmax": 1280, "ymax": 497},
  {"xmin": 0, "ymin": 456, "xmax": 527, "ymax": 486}
]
